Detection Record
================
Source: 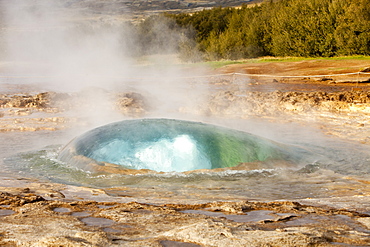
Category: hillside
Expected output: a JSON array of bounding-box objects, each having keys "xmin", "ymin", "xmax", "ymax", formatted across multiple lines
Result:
[
  {"xmin": 0, "ymin": 0, "xmax": 262, "ymax": 25},
  {"xmin": 66, "ymin": 0, "xmax": 258, "ymax": 13}
]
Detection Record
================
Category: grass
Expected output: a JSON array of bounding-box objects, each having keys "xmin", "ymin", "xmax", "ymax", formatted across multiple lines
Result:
[
  {"xmin": 201, "ymin": 55, "xmax": 370, "ymax": 69},
  {"xmin": 200, "ymin": 60, "xmax": 245, "ymax": 68}
]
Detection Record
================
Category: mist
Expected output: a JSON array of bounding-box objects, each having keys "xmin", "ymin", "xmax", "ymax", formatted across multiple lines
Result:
[
  {"xmin": 1, "ymin": 0, "xmax": 135, "ymax": 91},
  {"xmin": 0, "ymin": 0, "xmax": 212, "ymax": 129},
  {"xmin": 0, "ymin": 0, "xmax": 304, "ymax": 148}
]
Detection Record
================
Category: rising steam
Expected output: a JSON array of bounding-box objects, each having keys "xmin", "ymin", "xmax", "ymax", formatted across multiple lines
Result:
[
  {"xmin": 2, "ymin": 0, "xmax": 135, "ymax": 91},
  {"xmin": 0, "ymin": 0, "xmax": 210, "ymax": 128}
]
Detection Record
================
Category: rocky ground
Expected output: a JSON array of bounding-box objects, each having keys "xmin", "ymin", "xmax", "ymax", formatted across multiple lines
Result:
[
  {"xmin": 1, "ymin": 78, "xmax": 369, "ymax": 143},
  {"xmin": 205, "ymin": 89, "xmax": 370, "ymax": 144},
  {"xmin": 0, "ymin": 90, "xmax": 147, "ymax": 132},
  {"xmin": 1, "ymin": 190, "xmax": 370, "ymax": 246},
  {"xmin": 1, "ymin": 59, "xmax": 370, "ymax": 246}
]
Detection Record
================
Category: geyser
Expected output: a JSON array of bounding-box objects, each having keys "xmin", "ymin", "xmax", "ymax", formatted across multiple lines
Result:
[{"xmin": 58, "ymin": 119, "xmax": 304, "ymax": 173}]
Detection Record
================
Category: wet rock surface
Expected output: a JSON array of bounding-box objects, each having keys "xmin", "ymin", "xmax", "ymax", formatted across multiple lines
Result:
[
  {"xmin": 0, "ymin": 91, "xmax": 147, "ymax": 131},
  {"xmin": 207, "ymin": 90, "xmax": 370, "ymax": 114},
  {"xmin": 0, "ymin": 190, "xmax": 370, "ymax": 246},
  {"xmin": 0, "ymin": 82, "xmax": 369, "ymax": 144},
  {"xmin": 116, "ymin": 92, "xmax": 148, "ymax": 116},
  {"xmin": 205, "ymin": 90, "xmax": 370, "ymax": 144}
]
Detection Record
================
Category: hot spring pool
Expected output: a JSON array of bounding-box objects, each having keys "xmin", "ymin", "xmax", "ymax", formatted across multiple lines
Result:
[
  {"xmin": 2, "ymin": 118, "xmax": 370, "ymax": 202},
  {"xmin": 57, "ymin": 118, "xmax": 312, "ymax": 173}
]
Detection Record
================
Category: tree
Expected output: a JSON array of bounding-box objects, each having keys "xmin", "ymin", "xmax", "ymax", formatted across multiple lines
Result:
[
  {"xmin": 335, "ymin": 0, "xmax": 370, "ymax": 55},
  {"xmin": 161, "ymin": 0, "xmax": 370, "ymax": 60}
]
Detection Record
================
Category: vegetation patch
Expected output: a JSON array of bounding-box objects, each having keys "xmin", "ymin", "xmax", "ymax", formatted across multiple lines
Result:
[
  {"xmin": 162, "ymin": 0, "xmax": 370, "ymax": 61},
  {"xmin": 199, "ymin": 56, "xmax": 370, "ymax": 69}
]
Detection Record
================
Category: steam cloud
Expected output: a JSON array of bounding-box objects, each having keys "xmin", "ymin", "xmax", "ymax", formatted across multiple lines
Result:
[
  {"xmin": 0, "ymin": 0, "xmax": 210, "ymax": 128},
  {"xmin": 2, "ymin": 0, "xmax": 135, "ymax": 91}
]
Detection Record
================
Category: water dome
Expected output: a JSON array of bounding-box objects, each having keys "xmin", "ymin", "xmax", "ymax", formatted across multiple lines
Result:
[{"xmin": 58, "ymin": 119, "xmax": 304, "ymax": 173}]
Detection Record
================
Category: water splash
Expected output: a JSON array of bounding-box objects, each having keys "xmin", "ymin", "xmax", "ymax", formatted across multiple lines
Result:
[{"xmin": 58, "ymin": 119, "xmax": 310, "ymax": 173}]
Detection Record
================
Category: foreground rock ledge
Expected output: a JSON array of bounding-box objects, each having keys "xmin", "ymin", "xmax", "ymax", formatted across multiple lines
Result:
[{"xmin": 1, "ymin": 191, "xmax": 370, "ymax": 246}]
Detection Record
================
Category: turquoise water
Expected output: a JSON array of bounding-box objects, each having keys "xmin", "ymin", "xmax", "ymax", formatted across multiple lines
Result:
[
  {"xmin": 58, "ymin": 119, "xmax": 311, "ymax": 173},
  {"xmin": 2, "ymin": 118, "xmax": 370, "ymax": 201}
]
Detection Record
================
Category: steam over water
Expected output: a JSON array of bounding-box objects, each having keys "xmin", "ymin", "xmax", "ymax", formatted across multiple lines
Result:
[{"xmin": 58, "ymin": 119, "xmax": 312, "ymax": 173}]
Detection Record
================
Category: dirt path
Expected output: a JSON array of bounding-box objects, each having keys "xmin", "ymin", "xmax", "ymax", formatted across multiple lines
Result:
[
  {"xmin": 216, "ymin": 58, "xmax": 370, "ymax": 76},
  {"xmin": 215, "ymin": 58, "xmax": 370, "ymax": 90}
]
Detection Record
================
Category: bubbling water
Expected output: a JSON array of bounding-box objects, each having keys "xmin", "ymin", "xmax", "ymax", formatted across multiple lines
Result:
[{"xmin": 58, "ymin": 119, "xmax": 311, "ymax": 173}]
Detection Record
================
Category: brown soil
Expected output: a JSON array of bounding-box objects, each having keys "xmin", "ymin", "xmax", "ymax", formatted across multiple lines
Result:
[
  {"xmin": 218, "ymin": 59, "xmax": 369, "ymax": 75},
  {"xmin": 216, "ymin": 58, "xmax": 370, "ymax": 88}
]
